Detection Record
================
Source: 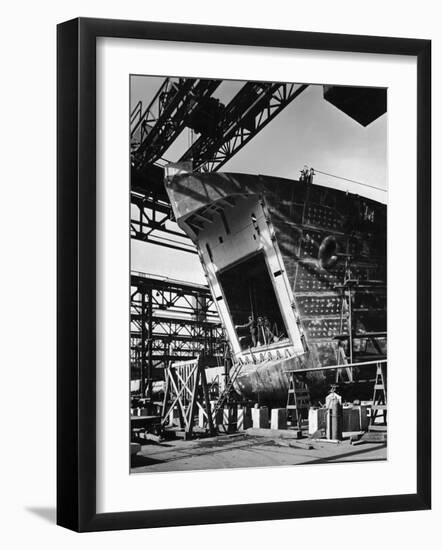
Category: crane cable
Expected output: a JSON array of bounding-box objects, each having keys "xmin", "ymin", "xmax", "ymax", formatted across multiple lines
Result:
[{"xmin": 312, "ymin": 168, "xmax": 387, "ymax": 193}]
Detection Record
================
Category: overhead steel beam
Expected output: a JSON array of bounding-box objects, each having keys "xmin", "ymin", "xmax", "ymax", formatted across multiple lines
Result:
[
  {"xmin": 180, "ymin": 82, "xmax": 309, "ymax": 172},
  {"xmin": 130, "ymin": 79, "xmax": 309, "ymax": 255},
  {"xmin": 131, "ymin": 77, "xmax": 221, "ymax": 170},
  {"xmin": 130, "ymin": 193, "xmax": 196, "ymax": 254}
]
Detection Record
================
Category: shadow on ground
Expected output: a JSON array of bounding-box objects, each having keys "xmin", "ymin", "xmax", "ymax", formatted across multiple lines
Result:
[
  {"xmin": 298, "ymin": 443, "xmax": 387, "ymax": 465},
  {"xmin": 26, "ymin": 507, "xmax": 56, "ymax": 524},
  {"xmin": 131, "ymin": 454, "xmax": 165, "ymax": 468}
]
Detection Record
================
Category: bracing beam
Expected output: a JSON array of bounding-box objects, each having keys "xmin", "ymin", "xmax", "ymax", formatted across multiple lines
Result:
[
  {"xmin": 130, "ymin": 272, "xmax": 225, "ymax": 395},
  {"xmin": 131, "ymin": 78, "xmax": 221, "ymax": 170},
  {"xmin": 180, "ymin": 82, "xmax": 308, "ymax": 172},
  {"xmin": 130, "ymin": 79, "xmax": 309, "ymax": 254},
  {"xmin": 130, "ymin": 192, "xmax": 196, "ymax": 254}
]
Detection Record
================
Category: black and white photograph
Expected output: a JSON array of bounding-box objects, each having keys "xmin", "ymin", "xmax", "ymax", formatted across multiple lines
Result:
[
  {"xmin": 0, "ymin": 0, "xmax": 435, "ymax": 542},
  {"xmin": 129, "ymin": 76, "xmax": 388, "ymax": 473}
]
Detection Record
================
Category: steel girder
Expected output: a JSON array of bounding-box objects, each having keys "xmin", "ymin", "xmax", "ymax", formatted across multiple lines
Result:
[
  {"xmin": 130, "ymin": 79, "xmax": 308, "ymax": 254},
  {"xmin": 130, "ymin": 192, "xmax": 196, "ymax": 254},
  {"xmin": 130, "ymin": 272, "xmax": 224, "ymax": 394},
  {"xmin": 179, "ymin": 82, "xmax": 308, "ymax": 172},
  {"xmin": 131, "ymin": 77, "xmax": 221, "ymax": 170}
]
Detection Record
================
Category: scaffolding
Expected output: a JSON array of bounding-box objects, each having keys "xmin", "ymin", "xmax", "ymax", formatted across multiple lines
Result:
[{"xmin": 130, "ymin": 271, "xmax": 225, "ymax": 398}]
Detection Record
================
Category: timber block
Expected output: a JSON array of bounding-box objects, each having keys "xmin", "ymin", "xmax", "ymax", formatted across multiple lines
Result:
[
  {"xmin": 252, "ymin": 406, "xmax": 269, "ymax": 429},
  {"xmin": 308, "ymin": 407, "xmax": 328, "ymax": 435},
  {"xmin": 270, "ymin": 408, "xmax": 287, "ymax": 430},
  {"xmin": 237, "ymin": 407, "xmax": 253, "ymax": 430},
  {"xmin": 245, "ymin": 428, "xmax": 301, "ymax": 439},
  {"xmin": 221, "ymin": 405, "xmax": 238, "ymax": 433}
]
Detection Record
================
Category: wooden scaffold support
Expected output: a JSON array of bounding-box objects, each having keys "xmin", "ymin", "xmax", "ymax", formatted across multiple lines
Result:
[{"xmin": 161, "ymin": 356, "xmax": 216, "ymax": 440}]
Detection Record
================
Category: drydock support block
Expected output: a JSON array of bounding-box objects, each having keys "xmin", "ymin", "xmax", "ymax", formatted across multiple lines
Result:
[
  {"xmin": 237, "ymin": 407, "xmax": 253, "ymax": 430},
  {"xmin": 270, "ymin": 408, "xmax": 288, "ymax": 430},
  {"xmin": 221, "ymin": 406, "xmax": 238, "ymax": 433},
  {"xmin": 252, "ymin": 406, "xmax": 269, "ymax": 429}
]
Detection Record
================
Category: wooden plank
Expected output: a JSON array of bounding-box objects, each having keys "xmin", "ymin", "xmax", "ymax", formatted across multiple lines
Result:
[{"xmin": 246, "ymin": 427, "xmax": 302, "ymax": 439}]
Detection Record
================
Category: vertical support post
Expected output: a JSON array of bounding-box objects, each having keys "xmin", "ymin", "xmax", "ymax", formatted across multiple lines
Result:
[
  {"xmin": 200, "ymin": 360, "xmax": 216, "ymax": 436},
  {"xmin": 161, "ymin": 368, "xmax": 170, "ymax": 423},
  {"xmin": 347, "ymin": 287, "xmax": 353, "ymax": 364},
  {"xmin": 224, "ymin": 343, "xmax": 230, "ymax": 383},
  {"xmin": 147, "ymin": 287, "xmax": 153, "ymax": 401},
  {"xmin": 140, "ymin": 287, "xmax": 146, "ymax": 396},
  {"xmin": 152, "ymin": 193, "xmax": 156, "ymax": 226}
]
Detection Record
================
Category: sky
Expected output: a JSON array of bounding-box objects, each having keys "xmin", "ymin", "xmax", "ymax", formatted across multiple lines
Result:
[{"xmin": 130, "ymin": 75, "xmax": 387, "ymax": 285}]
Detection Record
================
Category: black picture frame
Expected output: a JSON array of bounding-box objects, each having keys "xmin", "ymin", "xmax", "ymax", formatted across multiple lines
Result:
[{"xmin": 57, "ymin": 17, "xmax": 431, "ymax": 532}]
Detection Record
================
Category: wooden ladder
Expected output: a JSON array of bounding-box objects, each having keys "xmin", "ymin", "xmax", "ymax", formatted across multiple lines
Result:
[
  {"xmin": 335, "ymin": 345, "xmax": 354, "ymax": 383},
  {"xmin": 369, "ymin": 362, "xmax": 387, "ymax": 432},
  {"xmin": 286, "ymin": 372, "xmax": 311, "ymax": 430}
]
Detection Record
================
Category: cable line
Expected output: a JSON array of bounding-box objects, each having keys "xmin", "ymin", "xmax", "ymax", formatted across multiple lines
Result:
[{"xmin": 313, "ymin": 168, "xmax": 386, "ymax": 193}]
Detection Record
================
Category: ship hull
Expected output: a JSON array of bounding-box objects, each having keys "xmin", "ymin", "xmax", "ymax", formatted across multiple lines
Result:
[
  {"xmin": 233, "ymin": 356, "xmax": 379, "ymax": 405},
  {"xmin": 165, "ymin": 170, "xmax": 387, "ymax": 405}
]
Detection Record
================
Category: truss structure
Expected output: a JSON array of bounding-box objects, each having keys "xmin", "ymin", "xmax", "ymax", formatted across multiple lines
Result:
[
  {"xmin": 131, "ymin": 77, "xmax": 221, "ymax": 171},
  {"xmin": 130, "ymin": 192, "xmax": 196, "ymax": 254},
  {"xmin": 130, "ymin": 78, "xmax": 308, "ymax": 254},
  {"xmin": 161, "ymin": 357, "xmax": 216, "ymax": 439},
  {"xmin": 130, "ymin": 271, "xmax": 225, "ymax": 397},
  {"xmin": 180, "ymin": 82, "xmax": 308, "ymax": 172}
]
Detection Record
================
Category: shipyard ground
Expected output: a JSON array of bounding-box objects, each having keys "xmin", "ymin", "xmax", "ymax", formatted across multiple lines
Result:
[{"xmin": 131, "ymin": 432, "xmax": 387, "ymax": 473}]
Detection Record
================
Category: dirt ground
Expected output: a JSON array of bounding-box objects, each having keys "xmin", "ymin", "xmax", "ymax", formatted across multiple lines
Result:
[{"xmin": 131, "ymin": 432, "xmax": 387, "ymax": 473}]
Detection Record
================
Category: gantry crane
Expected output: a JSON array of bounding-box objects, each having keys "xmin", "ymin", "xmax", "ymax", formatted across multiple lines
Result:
[{"xmin": 130, "ymin": 78, "xmax": 309, "ymax": 252}]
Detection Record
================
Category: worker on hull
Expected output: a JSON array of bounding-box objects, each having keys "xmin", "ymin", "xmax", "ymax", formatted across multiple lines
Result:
[{"xmin": 235, "ymin": 315, "xmax": 257, "ymax": 348}]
